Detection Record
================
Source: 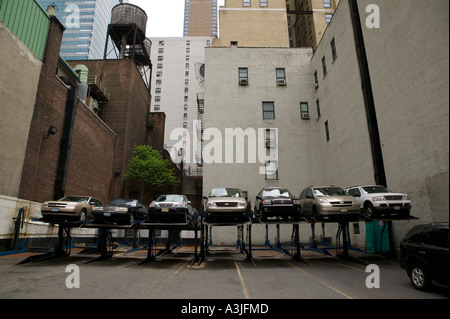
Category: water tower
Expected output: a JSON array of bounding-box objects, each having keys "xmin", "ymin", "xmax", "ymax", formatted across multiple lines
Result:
[{"xmin": 103, "ymin": 3, "xmax": 152, "ymax": 90}]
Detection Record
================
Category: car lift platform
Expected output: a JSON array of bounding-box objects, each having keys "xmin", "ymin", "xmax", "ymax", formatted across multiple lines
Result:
[{"xmin": 137, "ymin": 219, "xmax": 200, "ymax": 266}]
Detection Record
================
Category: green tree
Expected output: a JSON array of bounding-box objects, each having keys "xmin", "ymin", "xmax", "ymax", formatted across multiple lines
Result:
[{"xmin": 124, "ymin": 145, "xmax": 179, "ymax": 201}]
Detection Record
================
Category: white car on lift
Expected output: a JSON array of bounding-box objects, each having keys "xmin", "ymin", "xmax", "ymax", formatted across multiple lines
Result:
[{"xmin": 346, "ymin": 185, "xmax": 411, "ymax": 218}]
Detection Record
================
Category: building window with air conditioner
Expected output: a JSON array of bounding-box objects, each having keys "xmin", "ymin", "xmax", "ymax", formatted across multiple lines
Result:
[
  {"xmin": 276, "ymin": 68, "xmax": 286, "ymax": 86},
  {"xmin": 300, "ymin": 102, "xmax": 309, "ymax": 119},
  {"xmin": 239, "ymin": 67, "xmax": 248, "ymax": 85},
  {"xmin": 265, "ymin": 161, "xmax": 278, "ymax": 180}
]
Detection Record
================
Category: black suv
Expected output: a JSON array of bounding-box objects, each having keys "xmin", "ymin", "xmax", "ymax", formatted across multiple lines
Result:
[{"xmin": 399, "ymin": 223, "xmax": 449, "ymax": 291}]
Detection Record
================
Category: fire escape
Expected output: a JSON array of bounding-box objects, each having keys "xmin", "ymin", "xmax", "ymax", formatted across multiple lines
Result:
[{"xmin": 196, "ymin": 93, "xmax": 204, "ymax": 170}]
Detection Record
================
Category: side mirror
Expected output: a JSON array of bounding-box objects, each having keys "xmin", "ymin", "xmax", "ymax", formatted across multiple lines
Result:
[
  {"xmin": 202, "ymin": 196, "xmax": 208, "ymax": 200},
  {"xmin": 187, "ymin": 201, "xmax": 192, "ymax": 205},
  {"xmin": 256, "ymin": 196, "xmax": 262, "ymax": 200}
]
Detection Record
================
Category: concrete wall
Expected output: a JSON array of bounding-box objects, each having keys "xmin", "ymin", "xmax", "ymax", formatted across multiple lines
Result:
[
  {"xmin": 0, "ymin": 23, "xmax": 42, "ymax": 199},
  {"xmin": 203, "ymin": 47, "xmax": 318, "ymax": 244},
  {"xmin": 311, "ymin": 0, "xmax": 449, "ymax": 246}
]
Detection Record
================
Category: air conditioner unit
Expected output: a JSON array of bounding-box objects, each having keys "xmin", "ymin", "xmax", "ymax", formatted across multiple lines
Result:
[
  {"xmin": 239, "ymin": 78, "xmax": 248, "ymax": 85},
  {"xmin": 301, "ymin": 113, "xmax": 310, "ymax": 120},
  {"xmin": 277, "ymin": 79, "xmax": 286, "ymax": 86}
]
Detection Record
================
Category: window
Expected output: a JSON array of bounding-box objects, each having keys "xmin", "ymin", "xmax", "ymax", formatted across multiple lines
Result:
[
  {"xmin": 185, "ymin": 79, "xmax": 189, "ymax": 85},
  {"xmin": 184, "ymin": 87, "xmax": 189, "ymax": 93},
  {"xmin": 262, "ymin": 102, "xmax": 275, "ymax": 119},
  {"xmin": 154, "ymin": 105, "xmax": 160, "ymax": 111},
  {"xmin": 183, "ymin": 122, "xmax": 187, "ymax": 128},
  {"xmin": 314, "ymin": 71, "xmax": 318, "ymax": 88},
  {"xmin": 155, "ymin": 96, "xmax": 161, "ymax": 102},
  {"xmin": 276, "ymin": 68, "xmax": 286, "ymax": 85},
  {"xmin": 331, "ymin": 38, "xmax": 337, "ymax": 61},
  {"xmin": 184, "ymin": 96, "xmax": 188, "ymax": 102},
  {"xmin": 300, "ymin": 102, "xmax": 309, "ymax": 119},
  {"xmin": 325, "ymin": 120, "xmax": 330, "ymax": 141},
  {"xmin": 156, "ymin": 71, "xmax": 162, "ymax": 77},
  {"xmin": 183, "ymin": 113, "xmax": 188, "ymax": 119},
  {"xmin": 265, "ymin": 129, "xmax": 276, "ymax": 148},
  {"xmin": 243, "ymin": 0, "xmax": 251, "ymax": 7},
  {"xmin": 185, "ymin": 71, "xmax": 189, "ymax": 77},
  {"xmin": 158, "ymin": 48, "xmax": 164, "ymax": 53},
  {"xmin": 186, "ymin": 47, "xmax": 190, "ymax": 53},
  {"xmin": 158, "ymin": 56, "xmax": 163, "ymax": 61},
  {"xmin": 316, "ymin": 99, "xmax": 321, "ymax": 119},
  {"xmin": 155, "ymin": 88, "xmax": 161, "ymax": 93},
  {"xmin": 239, "ymin": 67, "xmax": 248, "ymax": 85},
  {"xmin": 325, "ymin": 13, "xmax": 333, "ymax": 23},
  {"xmin": 184, "ymin": 104, "xmax": 188, "ymax": 110},
  {"xmin": 186, "ymin": 55, "xmax": 190, "ymax": 61},
  {"xmin": 323, "ymin": 0, "xmax": 331, "ymax": 8},
  {"xmin": 260, "ymin": 0, "xmax": 268, "ymax": 7},
  {"xmin": 322, "ymin": 56, "xmax": 327, "ymax": 77},
  {"xmin": 158, "ymin": 41, "xmax": 164, "ymax": 46},
  {"xmin": 157, "ymin": 63, "xmax": 163, "ymax": 69},
  {"xmin": 156, "ymin": 79, "xmax": 162, "ymax": 85},
  {"xmin": 186, "ymin": 40, "xmax": 190, "ymax": 45},
  {"xmin": 265, "ymin": 161, "xmax": 278, "ymax": 180},
  {"xmin": 186, "ymin": 63, "xmax": 190, "ymax": 69}
]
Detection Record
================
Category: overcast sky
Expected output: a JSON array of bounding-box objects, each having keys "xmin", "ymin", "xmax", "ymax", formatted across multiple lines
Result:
[{"xmin": 127, "ymin": 0, "xmax": 185, "ymax": 37}]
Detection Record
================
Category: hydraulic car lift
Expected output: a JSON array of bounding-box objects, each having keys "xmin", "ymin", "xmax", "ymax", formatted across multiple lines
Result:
[
  {"xmin": 17, "ymin": 219, "xmax": 84, "ymax": 264},
  {"xmin": 138, "ymin": 215, "xmax": 200, "ymax": 265}
]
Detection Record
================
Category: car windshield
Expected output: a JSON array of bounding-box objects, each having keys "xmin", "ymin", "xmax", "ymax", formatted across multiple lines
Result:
[
  {"xmin": 260, "ymin": 188, "xmax": 293, "ymax": 198},
  {"xmin": 156, "ymin": 195, "xmax": 185, "ymax": 202},
  {"xmin": 362, "ymin": 186, "xmax": 391, "ymax": 193},
  {"xmin": 108, "ymin": 199, "xmax": 138, "ymax": 206},
  {"xmin": 58, "ymin": 196, "xmax": 89, "ymax": 203},
  {"xmin": 313, "ymin": 187, "xmax": 347, "ymax": 197},
  {"xmin": 209, "ymin": 188, "xmax": 243, "ymax": 197}
]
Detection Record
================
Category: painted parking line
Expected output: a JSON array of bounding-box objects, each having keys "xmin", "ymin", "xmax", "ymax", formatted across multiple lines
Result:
[
  {"xmin": 283, "ymin": 260, "xmax": 357, "ymax": 299},
  {"xmin": 234, "ymin": 261, "xmax": 251, "ymax": 299}
]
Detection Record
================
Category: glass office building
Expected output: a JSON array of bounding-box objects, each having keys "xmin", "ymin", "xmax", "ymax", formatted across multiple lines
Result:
[{"xmin": 37, "ymin": 0, "xmax": 123, "ymax": 60}]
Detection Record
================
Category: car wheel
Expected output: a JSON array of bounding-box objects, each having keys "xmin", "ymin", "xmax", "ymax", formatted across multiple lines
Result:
[
  {"xmin": 129, "ymin": 213, "xmax": 135, "ymax": 225},
  {"xmin": 364, "ymin": 202, "xmax": 375, "ymax": 218},
  {"xmin": 409, "ymin": 263, "xmax": 430, "ymax": 291},
  {"xmin": 313, "ymin": 206, "xmax": 320, "ymax": 220},
  {"xmin": 79, "ymin": 209, "xmax": 87, "ymax": 222}
]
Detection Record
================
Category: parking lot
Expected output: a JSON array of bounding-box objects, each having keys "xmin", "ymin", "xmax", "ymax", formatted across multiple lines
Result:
[{"xmin": 0, "ymin": 244, "xmax": 448, "ymax": 303}]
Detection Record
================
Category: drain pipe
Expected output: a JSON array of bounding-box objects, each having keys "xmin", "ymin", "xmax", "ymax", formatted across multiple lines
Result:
[
  {"xmin": 348, "ymin": 0, "xmax": 387, "ymax": 187},
  {"xmin": 348, "ymin": 0, "xmax": 395, "ymax": 254},
  {"xmin": 54, "ymin": 79, "xmax": 79, "ymax": 200}
]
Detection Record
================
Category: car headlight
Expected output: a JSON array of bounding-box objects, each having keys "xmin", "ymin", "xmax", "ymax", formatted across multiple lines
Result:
[
  {"xmin": 403, "ymin": 195, "xmax": 409, "ymax": 200},
  {"xmin": 206, "ymin": 201, "xmax": 216, "ymax": 208},
  {"xmin": 66, "ymin": 202, "xmax": 78, "ymax": 207},
  {"xmin": 352, "ymin": 198, "xmax": 358, "ymax": 204},
  {"xmin": 239, "ymin": 201, "xmax": 247, "ymax": 208},
  {"xmin": 318, "ymin": 199, "xmax": 330, "ymax": 204},
  {"xmin": 292, "ymin": 200, "xmax": 301, "ymax": 205},
  {"xmin": 372, "ymin": 196, "xmax": 385, "ymax": 202},
  {"xmin": 262, "ymin": 199, "xmax": 272, "ymax": 205},
  {"xmin": 176, "ymin": 202, "xmax": 186, "ymax": 208}
]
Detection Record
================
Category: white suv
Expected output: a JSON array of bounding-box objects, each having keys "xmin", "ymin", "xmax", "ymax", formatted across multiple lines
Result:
[{"xmin": 346, "ymin": 185, "xmax": 411, "ymax": 218}]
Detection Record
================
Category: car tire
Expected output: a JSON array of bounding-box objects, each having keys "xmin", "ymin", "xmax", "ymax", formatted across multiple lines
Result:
[
  {"xmin": 313, "ymin": 206, "xmax": 320, "ymax": 220},
  {"xmin": 79, "ymin": 209, "xmax": 87, "ymax": 222},
  {"xmin": 364, "ymin": 202, "xmax": 376, "ymax": 218},
  {"xmin": 409, "ymin": 262, "xmax": 431, "ymax": 291},
  {"xmin": 129, "ymin": 213, "xmax": 135, "ymax": 225}
]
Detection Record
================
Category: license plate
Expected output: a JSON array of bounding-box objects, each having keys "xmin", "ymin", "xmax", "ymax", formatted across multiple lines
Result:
[
  {"xmin": 393, "ymin": 206, "xmax": 400, "ymax": 210},
  {"xmin": 104, "ymin": 212, "xmax": 111, "ymax": 217},
  {"xmin": 51, "ymin": 208, "xmax": 58, "ymax": 212},
  {"xmin": 340, "ymin": 209, "xmax": 347, "ymax": 213},
  {"xmin": 162, "ymin": 208, "xmax": 169, "ymax": 212}
]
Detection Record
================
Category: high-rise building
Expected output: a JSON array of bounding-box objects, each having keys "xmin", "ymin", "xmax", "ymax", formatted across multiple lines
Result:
[
  {"xmin": 286, "ymin": 0, "xmax": 340, "ymax": 48},
  {"xmin": 37, "ymin": 0, "xmax": 124, "ymax": 60},
  {"xmin": 149, "ymin": 37, "xmax": 213, "ymax": 175},
  {"xmin": 213, "ymin": 0, "xmax": 289, "ymax": 48},
  {"xmin": 183, "ymin": 0, "xmax": 218, "ymax": 37}
]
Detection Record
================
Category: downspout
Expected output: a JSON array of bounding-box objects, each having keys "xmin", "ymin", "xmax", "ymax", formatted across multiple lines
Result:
[
  {"xmin": 348, "ymin": 0, "xmax": 387, "ymax": 187},
  {"xmin": 54, "ymin": 79, "xmax": 79, "ymax": 200},
  {"xmin": 348, "ymin": 0, "xmax": 394, "ymax": 254}
]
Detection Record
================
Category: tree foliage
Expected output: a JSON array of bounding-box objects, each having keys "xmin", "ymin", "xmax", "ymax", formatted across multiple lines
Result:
[{"xmin": 124, "ymin": 145, "xmax": 179, "ymax": 201}]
